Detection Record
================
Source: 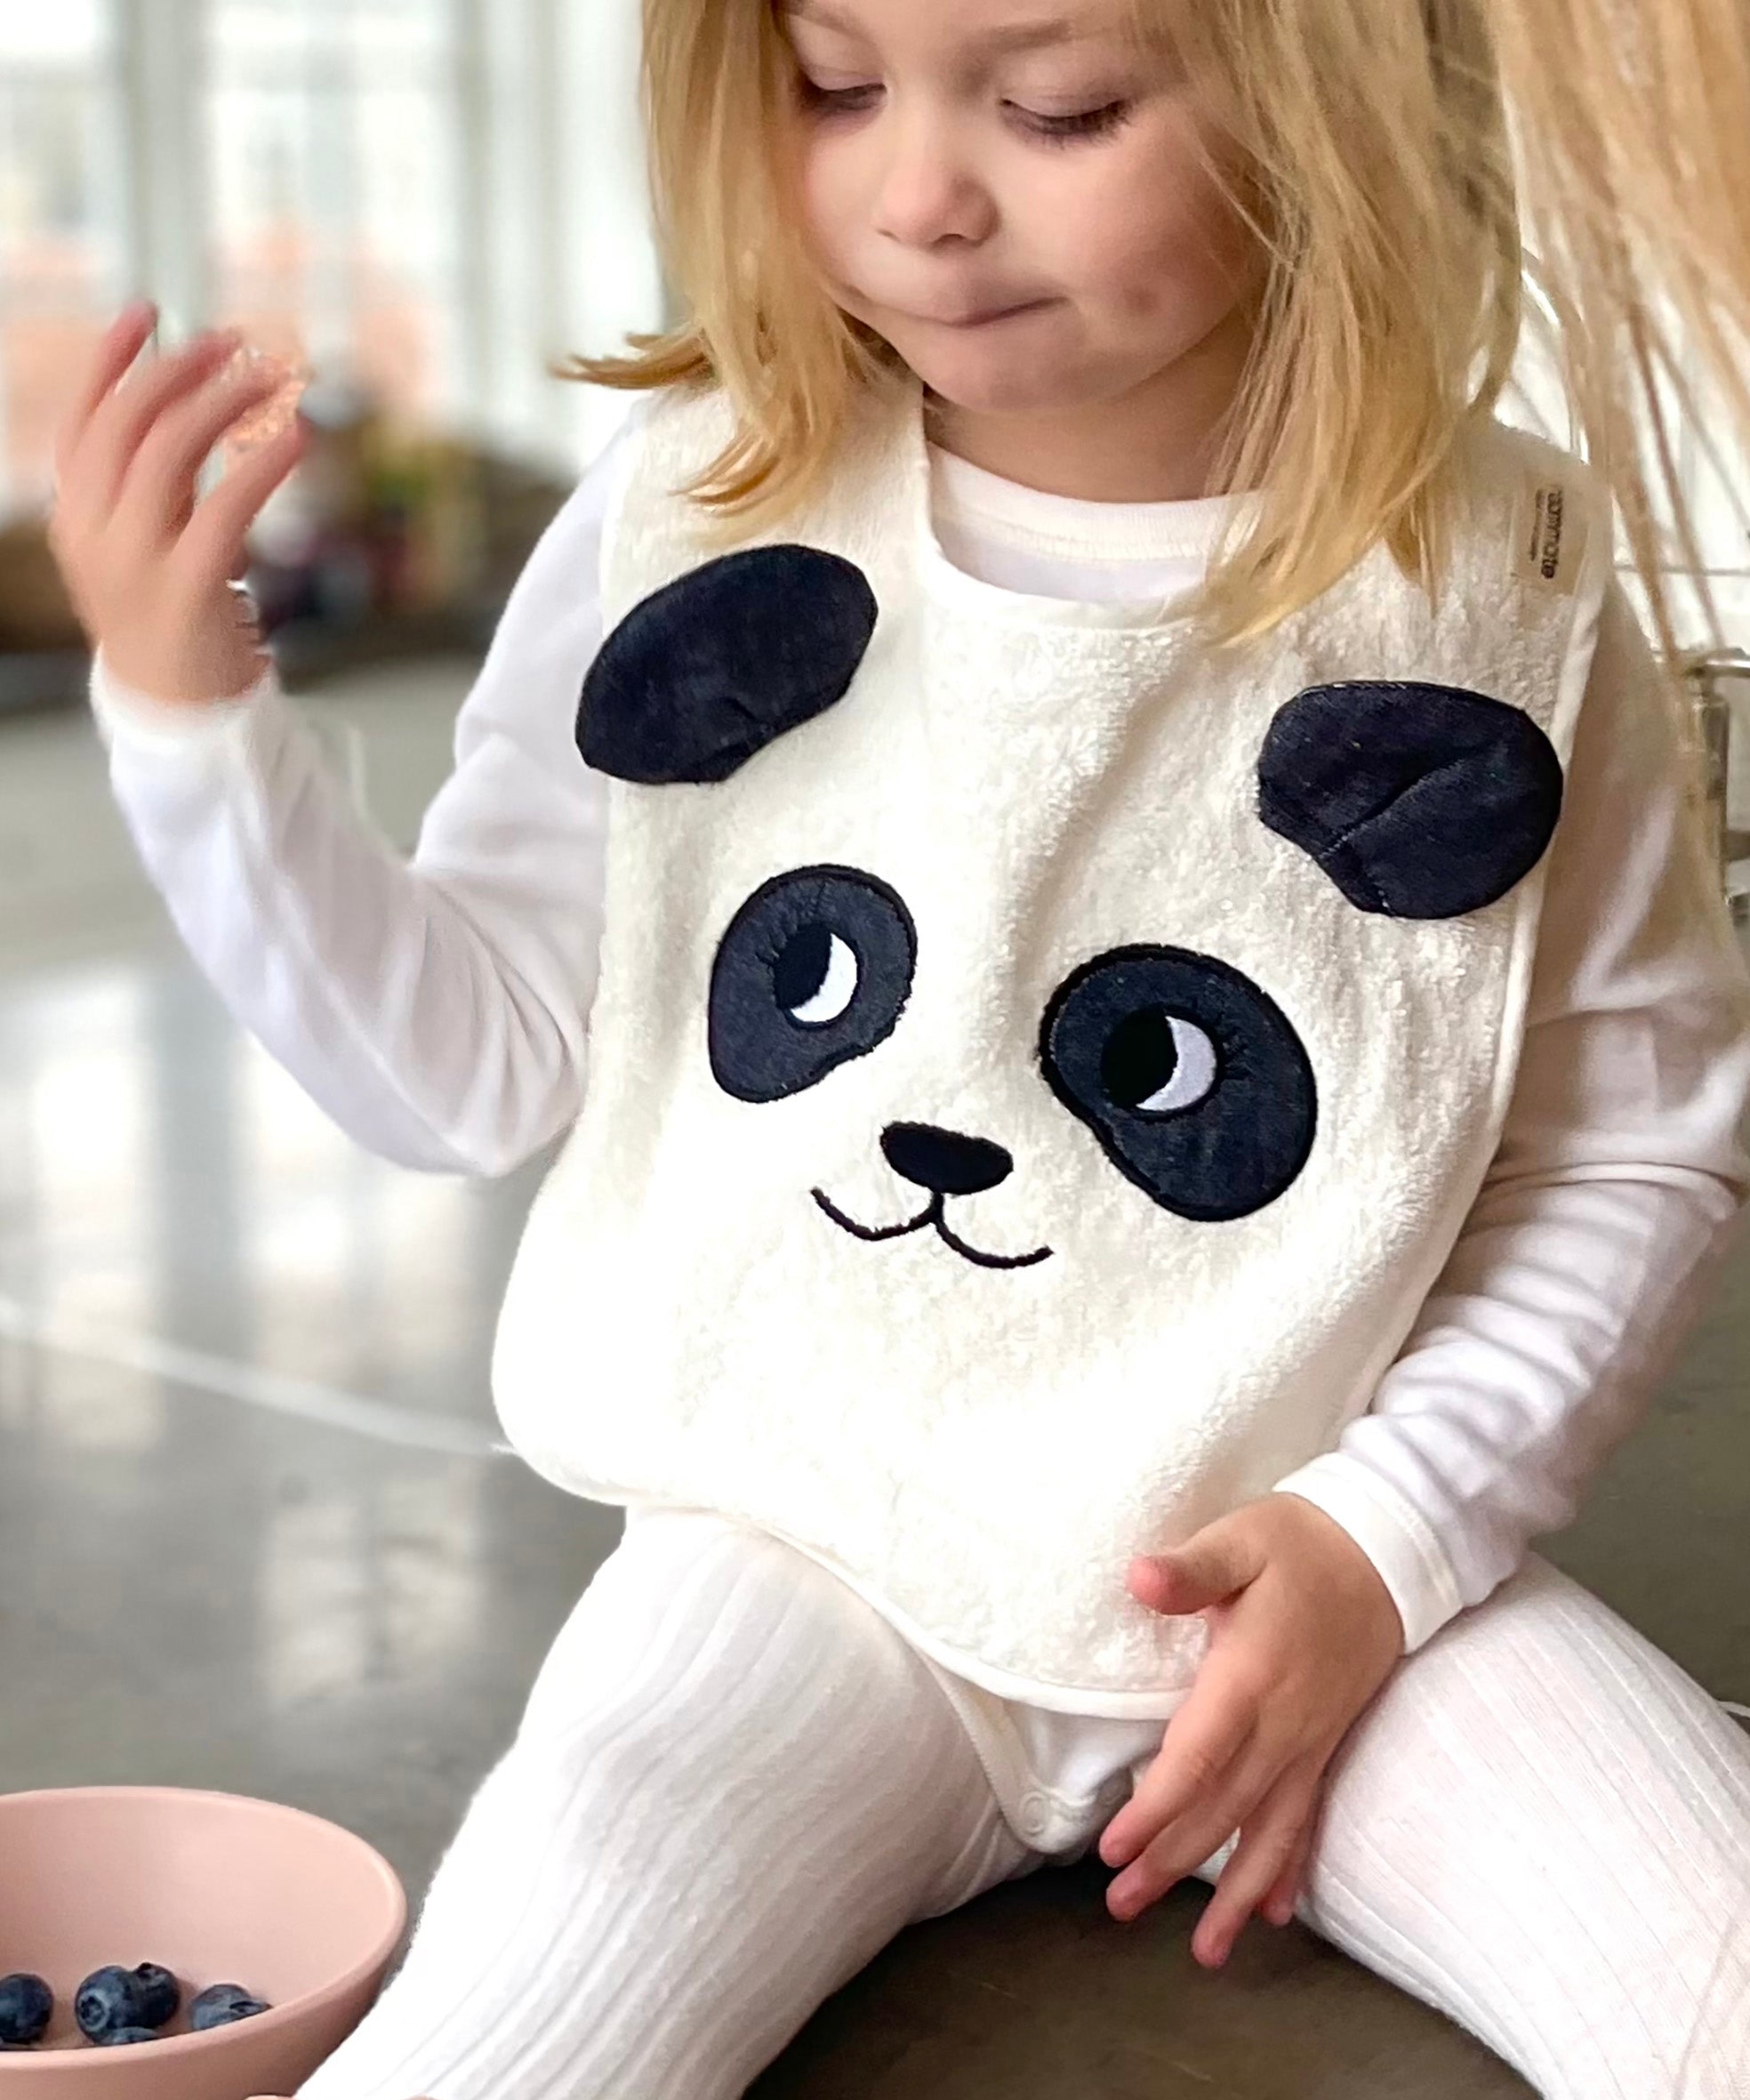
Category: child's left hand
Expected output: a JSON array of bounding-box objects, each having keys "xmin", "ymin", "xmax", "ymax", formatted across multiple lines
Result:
[{"xmin": 1097, "ymin": 1493, "xmax": 1403, "ymax": 1966}]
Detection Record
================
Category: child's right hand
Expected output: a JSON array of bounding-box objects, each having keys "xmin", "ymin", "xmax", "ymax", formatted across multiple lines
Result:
[{"xmin": 47, "ymin": 301, "xmax": 310, "ymax": 709}]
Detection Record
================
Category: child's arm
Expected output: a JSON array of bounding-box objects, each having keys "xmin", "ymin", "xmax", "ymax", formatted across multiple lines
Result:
[
  {"xmin": 1100, "ymin": 584, "xmax": 1750, "ymax": 1959},
  {"xmin": 1266, "ymin": 582, "xmax": 1750, "ymax": 1645},
  {"xmin": 80, "ymin": 392, "xmax": 642, "ymax": 1178}
]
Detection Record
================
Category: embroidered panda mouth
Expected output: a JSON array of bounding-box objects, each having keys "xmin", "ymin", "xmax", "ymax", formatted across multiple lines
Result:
[
  {"xmin": 811, "ymin": 1139, "xmax": 1056, "ymax": 1271},
  {"xmin": 809, "ymin": 1189, "xmax": 1053, "ymax": 1271}
]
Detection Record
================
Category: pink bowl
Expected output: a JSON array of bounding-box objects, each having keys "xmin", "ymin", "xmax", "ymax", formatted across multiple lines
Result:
[{"xmin": 0, "ymin": 1788, "xmax": 406, "ymax": 2100}]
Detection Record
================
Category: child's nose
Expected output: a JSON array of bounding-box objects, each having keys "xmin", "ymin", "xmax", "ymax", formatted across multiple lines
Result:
[
  {"xmin": 881, "ymin": 1121, "xmax": 1014, "ymax": 1195},
  {"xmin": 870, "ymin": 115, "xmax": 997, "ymax": 250}
]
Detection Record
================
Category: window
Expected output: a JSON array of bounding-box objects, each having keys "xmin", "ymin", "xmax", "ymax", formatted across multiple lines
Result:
[
  {"xmin": 0, "ymin": 0, "xmax": 118, "ymax": 511},
  {"xmin": 0, "ymin": 0, "xmax": 661, "ymax": 518},
  {"xmin": 205, "ymin": 0, "xmax": 469, "ymax": 427}
]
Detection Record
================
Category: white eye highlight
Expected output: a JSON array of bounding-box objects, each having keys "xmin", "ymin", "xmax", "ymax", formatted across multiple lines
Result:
[
  {"xmin": 787, "ymin": 930, "xmax": 859, "ymax": 1025},
  {"xmin": 1133, "ymin": 1017, "xmax": 1218, "ymax": 1114}
]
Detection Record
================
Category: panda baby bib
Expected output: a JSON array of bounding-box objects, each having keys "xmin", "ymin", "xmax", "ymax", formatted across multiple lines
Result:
[{"xmin": 492, "ymin": 376, "xmax": 1612, "ymax": 1710}]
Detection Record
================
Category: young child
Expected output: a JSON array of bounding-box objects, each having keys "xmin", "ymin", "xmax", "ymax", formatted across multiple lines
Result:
[{"xmin": 45, "ymin": 0, "xmax": 1750, "ymax": 2092}]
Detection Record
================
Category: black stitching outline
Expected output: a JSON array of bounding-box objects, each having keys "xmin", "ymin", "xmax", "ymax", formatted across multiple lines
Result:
[{"xmin": 811, "ymin": 1187, "xmax": 1054, "ymax": 1271}]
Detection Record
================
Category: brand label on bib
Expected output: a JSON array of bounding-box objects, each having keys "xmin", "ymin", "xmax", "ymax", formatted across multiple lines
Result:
[{"xmin": 1513, "ymin": 479, "xmax": 1585, "ymax": 596}]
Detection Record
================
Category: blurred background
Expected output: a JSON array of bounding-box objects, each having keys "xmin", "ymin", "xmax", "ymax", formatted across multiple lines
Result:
[
  {"xmin": 0, "ymin": 0, "xmax": 662, "ymax": 707},
  {"xmin": 0, "ymin": 5, "xmax": 1747, "ymax": 2078},
  {"xmin": 0, "ymin": 0, "xmax": 670, "ymax": 1901}
]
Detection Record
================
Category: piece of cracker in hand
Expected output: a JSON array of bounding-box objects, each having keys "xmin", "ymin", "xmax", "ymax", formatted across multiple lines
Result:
[{"xmin": 220, "ymin": 342, "xmax": 314, "ymax": 459}]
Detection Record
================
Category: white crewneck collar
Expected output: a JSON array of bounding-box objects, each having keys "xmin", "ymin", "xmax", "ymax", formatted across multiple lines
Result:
[{"xmin": 926, "ymin": 440, "xmax": 1240, "ymax": 567}]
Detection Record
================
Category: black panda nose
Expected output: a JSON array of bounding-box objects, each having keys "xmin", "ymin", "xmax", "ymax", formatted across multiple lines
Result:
[{"xmin": 881, "ymin": 1122, "xmax": 1013, "ymax": 1197}]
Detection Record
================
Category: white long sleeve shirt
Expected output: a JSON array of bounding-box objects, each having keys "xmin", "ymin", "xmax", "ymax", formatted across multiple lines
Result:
[{"xmin": 87, "ymin": 398, "xmax": 1750, "ymax": 1669}]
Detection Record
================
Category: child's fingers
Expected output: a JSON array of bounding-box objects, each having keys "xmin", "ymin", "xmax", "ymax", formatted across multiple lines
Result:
[
  {"xmin": 76, "ymin": 329, "xmax": 242, "ymax": 521},
  {"xmin": 1189, "ymin": 1761, "xmax": 1320, "ymax": 1967},
  {"xmin": 1104, "ymin": 1730, "xmax": 1284, "ymax": 1921},
  {"xmin": 1097, "ymin": 1686, "xmax": 1254, "ymax": 1869},
  {"xmin": 115, "ymin": 360, "xmax": 290, "ymax": 551},
  {"xmin": 52, "ymin": 302, "xmax": 157, "ymax": 483},
  {"xmin": 1258, "ymin": 1809, "xmax": 1315, "ymax": 1927},
  {"xmin": 173, "ymin": 413, "xmax": 309, "ymax": 591}
]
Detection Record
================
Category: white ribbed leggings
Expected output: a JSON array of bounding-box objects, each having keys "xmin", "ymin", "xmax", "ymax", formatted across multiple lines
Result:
[{"xmin": 296, "ymin": 1507, "xmax": 1750, "ymax": 2100}]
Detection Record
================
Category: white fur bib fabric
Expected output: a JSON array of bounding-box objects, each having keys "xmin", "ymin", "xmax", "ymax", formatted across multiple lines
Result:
[{"xmin": 491, "ymin": 379, "xmax": 1611, "ymax": 1706}]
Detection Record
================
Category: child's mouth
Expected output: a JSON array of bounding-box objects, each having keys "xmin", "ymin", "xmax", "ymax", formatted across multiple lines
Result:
[{"xmin": 936, "ymin": 298, "xmax": 1054, "ymax": 328}]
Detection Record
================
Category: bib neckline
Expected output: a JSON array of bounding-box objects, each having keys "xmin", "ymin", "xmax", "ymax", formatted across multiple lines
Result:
[{"xmin": 891, "ymin": 374, "xmax": 1257, "ymax": 634}]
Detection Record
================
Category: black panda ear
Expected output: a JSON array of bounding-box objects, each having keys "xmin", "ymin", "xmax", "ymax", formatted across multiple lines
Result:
[
  {"xmin": 578, "ymin": 545, "xmax": 878, "ymax": 785},
  {"xmin": 1256, "ymin": 680, "xmax": 1564, "ymax": 920}
]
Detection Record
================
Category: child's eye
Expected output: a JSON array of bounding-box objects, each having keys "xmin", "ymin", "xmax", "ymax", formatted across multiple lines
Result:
[
  {"xmin": 797, "ymin": 77, "xmax": 884, "ymax": 117},
  {"xmin": 1009, "ymin": 99, "xmax": 1134, "ymax": 144},
  {"xmin": 793, "ymin": 78, "xmax": 1133, "ymax": 141}
]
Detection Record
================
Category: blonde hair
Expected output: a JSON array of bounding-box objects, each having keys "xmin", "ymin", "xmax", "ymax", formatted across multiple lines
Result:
[{"xmin": 555, "ymin": 0, "xmax": 1750, "ymax": 681}]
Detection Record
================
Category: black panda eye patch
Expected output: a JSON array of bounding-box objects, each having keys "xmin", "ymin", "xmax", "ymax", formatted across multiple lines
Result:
[
  {"xmin": 710, "ymin": 867, "xmax": 917, "ymax": 1103},
  {"xmin": 1039, "ymin": 946, "xmax": 1316, "ymax": 1221}
]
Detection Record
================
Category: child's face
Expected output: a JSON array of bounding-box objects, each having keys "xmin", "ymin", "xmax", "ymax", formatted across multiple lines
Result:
[{"xmin": 777, "ymin": 0, "xmax": 1260, "ymax": 420}]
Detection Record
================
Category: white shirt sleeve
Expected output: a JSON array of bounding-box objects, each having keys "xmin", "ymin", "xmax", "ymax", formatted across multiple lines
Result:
[
  {"xmin": 88, "ymin": 402, "xmax": 646, "ymax": 1178},
  {"xmin": 1273, "ymin": 580, "xmax": 1750, "ymax": 1650}
]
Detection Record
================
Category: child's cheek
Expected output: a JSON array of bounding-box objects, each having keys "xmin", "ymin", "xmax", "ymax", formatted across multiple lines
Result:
[
  {"xmin": 792, "ymin": 139, "xmax": 866, "ymax": 287},
  {"xmin": 1054, "ymin": 147, "xmax": 1256, "ymax": 338}
]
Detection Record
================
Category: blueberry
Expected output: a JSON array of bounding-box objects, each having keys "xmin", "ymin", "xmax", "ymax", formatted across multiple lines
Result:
[
  {"xmin": 74, "ymin": 1965, "xmax": 143, "ymax": 2040},
  {"xmin": 189, "ymin": 1981, "xmax": 269, "ymax": 2031},
  {"xmin": 95, "ymin": 2025, "xmax": 159, "ymax": 2046},
  {"xmin": 129, "ymin": 1962, "xmax": 181, "ymax": 2028},
  {"xmin": 0, "ymin": 1972, "xmax": 52, "ymax": 2046}
]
